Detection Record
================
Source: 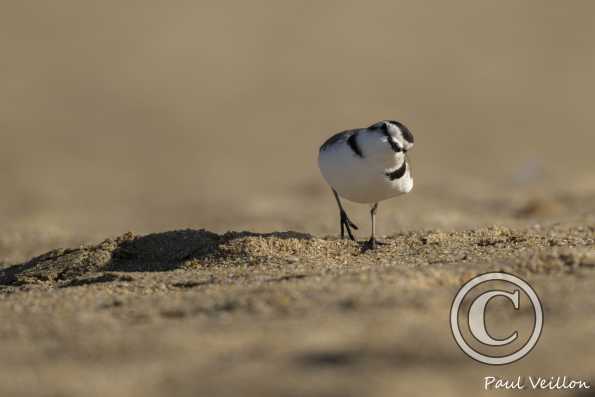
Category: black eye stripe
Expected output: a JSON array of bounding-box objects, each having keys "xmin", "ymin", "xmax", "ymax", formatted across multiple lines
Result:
[
  {"xmin": 388, "ymin": 120, "xmax": 414, "ymax": 144},
  {"xmin": 381, "ymin": 130, "xmax": 402, "ymax": 152}
]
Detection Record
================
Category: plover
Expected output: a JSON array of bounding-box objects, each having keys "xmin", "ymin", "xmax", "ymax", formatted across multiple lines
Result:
[{"xmin": 318, "ymin": 120, "xmax": 414, "ymax": 249}]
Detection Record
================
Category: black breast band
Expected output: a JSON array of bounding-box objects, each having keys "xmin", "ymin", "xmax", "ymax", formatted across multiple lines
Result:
[{"xmin": 386, "ymin": 160, "xmax": 407, "ymax": 180}]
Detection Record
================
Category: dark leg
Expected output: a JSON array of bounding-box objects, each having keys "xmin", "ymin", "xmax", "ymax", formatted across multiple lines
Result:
[{"xmin": 332, "ymin": 189, "xmax": 358, "ymax": 241}]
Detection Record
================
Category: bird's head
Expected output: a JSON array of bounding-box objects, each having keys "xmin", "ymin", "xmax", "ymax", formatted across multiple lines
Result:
[{"xmin": 368, "ymin": 120, "xmax": 414, "ymax": 153}]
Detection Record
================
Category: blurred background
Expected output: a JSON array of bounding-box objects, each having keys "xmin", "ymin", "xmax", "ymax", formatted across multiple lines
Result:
[{"xmin": 2, "ymin": 0, "xmax": 595, "ymax": 263}]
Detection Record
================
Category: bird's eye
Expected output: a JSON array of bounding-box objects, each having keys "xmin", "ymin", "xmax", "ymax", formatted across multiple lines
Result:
[
  {"xmin": 379, "ymin": 128, "xmax": 402, "ymax": 152},
  {"xmin": 387, "ymin": 137, "xmax": 402, "ymax": 152}
]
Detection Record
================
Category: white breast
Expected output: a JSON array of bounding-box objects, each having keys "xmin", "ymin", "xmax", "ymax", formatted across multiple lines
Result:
[{"xmin": 318, "ymin": 133, "xmax": 413, "ymax": 204}]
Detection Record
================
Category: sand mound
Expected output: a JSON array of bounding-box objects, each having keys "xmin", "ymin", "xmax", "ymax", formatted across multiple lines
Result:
[{"xmin": 1, "ymin": 224, "xmax": 592, "ymax": 287}]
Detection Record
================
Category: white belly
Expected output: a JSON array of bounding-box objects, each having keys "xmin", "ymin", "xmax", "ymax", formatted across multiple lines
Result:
[{"xmin": 318, "ymin": 144, "xmax": 413, "ymax": 204}]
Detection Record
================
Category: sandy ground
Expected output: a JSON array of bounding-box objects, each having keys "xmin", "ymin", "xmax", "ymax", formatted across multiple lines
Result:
[
  {"xmin": 1, "ymin": 1, "xmax": 595, "ymax": 396},
  {"xmin": 1, "ymin": 193, "xmax": 594, "ymax": 396}
]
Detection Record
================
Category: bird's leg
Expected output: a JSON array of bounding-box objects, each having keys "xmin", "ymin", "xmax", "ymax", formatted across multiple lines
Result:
[
  {"xmin": 367, "ymin": 202, "xmax": 386, "ymax": 249},
  {"xmin": 332, "ymin": 189, "xmax": 358, "ymax": 241}
]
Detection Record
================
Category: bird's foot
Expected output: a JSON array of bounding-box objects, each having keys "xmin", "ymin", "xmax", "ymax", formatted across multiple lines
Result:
[
  {"xmin": 340, "ymin": 210, "xmax": 358, "ymax": 241},
  {"xmin": 362, "ymin": 237, "xmax": 387, "ymax": 251}
]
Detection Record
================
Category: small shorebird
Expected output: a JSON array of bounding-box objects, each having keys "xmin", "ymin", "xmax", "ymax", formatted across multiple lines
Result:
[{"xmin": 318, "ymin": 120, "xmax": 414, "ymax": 249}]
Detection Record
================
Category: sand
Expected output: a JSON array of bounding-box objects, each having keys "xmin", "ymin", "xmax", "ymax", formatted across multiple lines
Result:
[{"xmin": 1, "ymin": 216, "xmax": 594, "ymax": 396}]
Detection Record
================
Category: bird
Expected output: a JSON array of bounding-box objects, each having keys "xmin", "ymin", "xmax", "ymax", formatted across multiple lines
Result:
[{"xmin": 318, "ymin": 120, "xmax": 414, "ymax": 249}]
